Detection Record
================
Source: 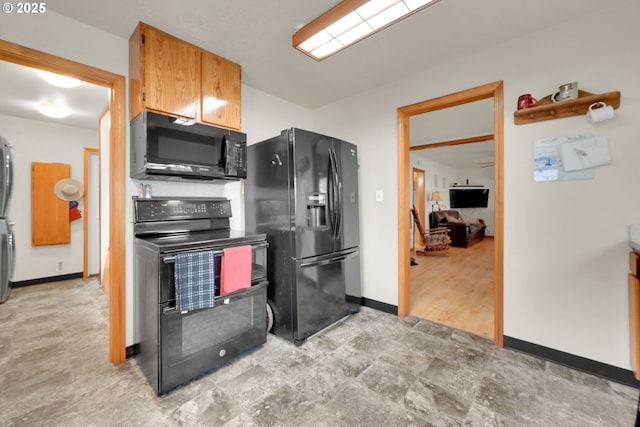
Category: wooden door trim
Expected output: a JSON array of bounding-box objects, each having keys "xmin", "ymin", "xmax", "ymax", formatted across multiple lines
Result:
[
  {"xmin": 397, "ymin": 81, "xmax": 505, "ymax": 347},
  {"xmin": 0, "ymin": 40, "xmax": 127, "ymax": 363},
  {"xmin": 410, "ymin": 133, "xmax": 494, "ymax": 151},
  {"xmin": 83, "ymin": 147, "xmax": 100, "ymax": 279},
  {"xmin": 412, "ymin": 167, "xmax": 426, "ymax": 251}
]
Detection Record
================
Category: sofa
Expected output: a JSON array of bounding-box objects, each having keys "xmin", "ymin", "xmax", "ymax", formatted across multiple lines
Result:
[{"xmin": 429, "ymin": 209, "xmax": 486, "ymax": 248}]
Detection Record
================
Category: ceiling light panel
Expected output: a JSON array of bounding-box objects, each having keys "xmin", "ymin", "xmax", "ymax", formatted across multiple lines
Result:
[
  {"xmin": 299, "ymin": 30, "xmax": 334, "ymax": 52},
  {"xmin": 404, "ymin": 0, "xmax": 436, "ymax": 11},
  {"xmin": 293, "ymin": 0, "xmax": 440, "ymax": 61},
  {"xmin": 311, "ymin": 39, "xmax": 344, "ymax": 59},
  {"xmin": 367, "ymin": 2, "xmax": 409, "ymax": 29},
  {"xmin": 356, "ymin": 0, "xmax": 400, "ymax": 20},
  {"xmin": 336, "ymin": 22, "xmax": 373, "ymax": 45},
  {"xmin": 325, "ymin": 11, "xmax": 364, "ymax": 37}
]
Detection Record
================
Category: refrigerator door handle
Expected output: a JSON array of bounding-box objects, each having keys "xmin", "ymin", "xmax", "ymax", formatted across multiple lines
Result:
[
  {"xmin": 334, "ymin": 147, "xmax": 343, "ymax": 239},
  {"xmin": 327, "ymin": 148, "xmax": 335, "ymax": 237},
  {"xmin": 298, "ymin": 249, "xmax": 358, "ymax": 268},
  {"xmin": 2, "ymin": 146, "xmax": 12, "ymax": 216},
  {"xmin": 328, "ymin": 147, "xmax": 340, "ymax": 240},
  {"xmin": 8, "ymin": 222, "xmax": 15, "ymax": 279}
]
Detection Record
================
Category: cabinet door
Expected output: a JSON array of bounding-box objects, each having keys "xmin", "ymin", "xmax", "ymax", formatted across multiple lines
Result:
[
  {"xmin": 32, "ymin": 162, "xmax": 70, "ymax": 246},
  {"xmin": 143, "ymin": 26, "xmax": 198, "ymax": 119},
  {"xmin": 201, "ymin": 51, "xmax": 241, "ymax": 130}
]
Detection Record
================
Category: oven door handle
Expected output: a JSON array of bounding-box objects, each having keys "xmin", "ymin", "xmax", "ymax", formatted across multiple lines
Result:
[
  {"xmin": 161, "ymin": 241, "xmax": 268, "ymax": 264},
  {"xmin": 163, "ymin": 306, "xmax": 179, "ymax": 314},
  {"xmin": 163, "ymin": 250, "xmax": 223, "ymax": 264}
]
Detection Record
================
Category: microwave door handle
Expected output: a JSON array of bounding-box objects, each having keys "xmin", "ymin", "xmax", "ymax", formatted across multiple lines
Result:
[{"xmin": 220, "ymin": 134, "xmax": 227, "ymax": 172}]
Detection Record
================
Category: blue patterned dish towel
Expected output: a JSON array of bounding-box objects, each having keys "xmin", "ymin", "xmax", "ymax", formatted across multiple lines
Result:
[{"xmin": 174, "ymin": 250, "xmax": 216, "ymax": 312}]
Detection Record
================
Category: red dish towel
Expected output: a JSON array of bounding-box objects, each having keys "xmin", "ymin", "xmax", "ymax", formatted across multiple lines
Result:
[{"xmin": 220, "ymin": 245, "xmax": 252, "ymax": 295}]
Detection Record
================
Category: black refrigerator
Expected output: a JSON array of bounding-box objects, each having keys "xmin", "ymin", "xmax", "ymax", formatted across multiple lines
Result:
[{"xmin": 245, "ymin": 128, "xmax": 361, "ymax": 344}]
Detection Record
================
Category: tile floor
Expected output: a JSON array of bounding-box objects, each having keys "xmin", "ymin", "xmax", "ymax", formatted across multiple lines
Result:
[{"xmin": 0, "ymin": 278, "xmax": 638, "ymax": 426}]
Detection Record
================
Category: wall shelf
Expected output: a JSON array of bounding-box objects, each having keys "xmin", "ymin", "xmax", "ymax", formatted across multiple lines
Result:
[{"xmin": 514, "ymin": 90, "xmax": 620, "ymax": 125}]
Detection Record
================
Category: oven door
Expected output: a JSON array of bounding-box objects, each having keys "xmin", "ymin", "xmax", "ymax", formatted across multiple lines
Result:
[
  {"xmin": 160, "ymin": 240, "xmax": 268, "ymax": 303},
  {"xmin": 159, "ymin": 281, "xmax": 267, "ymax": 394}
]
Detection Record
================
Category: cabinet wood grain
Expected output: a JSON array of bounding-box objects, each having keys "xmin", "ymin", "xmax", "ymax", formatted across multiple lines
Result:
[
  {"xmin": 143, "ymin": 25, "xmax": 198, "ymax": 119},
  {"xmin": 201, "ymin": 51, "xmax": 241, "ymax": 130},
  {"xmin": 130, "ymin": 22, "xmax": 242, "ymax": 130},
  {"xmin": 31, "ymin": 162, "xmax": 70, "ymax": 246}
]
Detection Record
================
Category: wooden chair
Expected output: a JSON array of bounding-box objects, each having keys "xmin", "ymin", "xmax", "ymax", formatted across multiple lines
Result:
[{"xmin": 411, "ymin": 205, "xmax": 450, "ymax": 256}]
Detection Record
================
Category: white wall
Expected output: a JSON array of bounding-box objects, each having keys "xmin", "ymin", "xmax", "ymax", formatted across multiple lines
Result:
[
  {"xmin": 313, "ymin": 1, "xmax": 640, "ymax": 369},
  {"xmin": 0, "ymin": 113, "xmax": 98, "ymax": 280},
  {"xmin": 410, "ymin": 151, "xmax": 456, "ymax": 218}
]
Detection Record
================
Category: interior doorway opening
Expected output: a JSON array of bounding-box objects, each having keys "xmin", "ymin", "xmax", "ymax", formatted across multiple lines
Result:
[
  {"xmin": 0, "ymin": 40, "xmax": 127, "ymax": 363},
  {"xmin": 397, "ymin": 81, "xmax": 504, "ymax": 346}
]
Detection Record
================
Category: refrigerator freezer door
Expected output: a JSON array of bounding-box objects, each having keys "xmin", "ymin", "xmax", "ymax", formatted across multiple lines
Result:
[
  {"xmin": 292, "ymin": 129, "xmax": 336, "ymax": 259},
  {"xmin": 292, "ymin": 248, "xmax": 360, "ymax": 342},
  {"xmin": 0, "ymin": 138, "xmax": 13, "ymax": 218}
]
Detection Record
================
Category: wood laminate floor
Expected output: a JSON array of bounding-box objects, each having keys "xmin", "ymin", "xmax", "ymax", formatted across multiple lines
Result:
[{"xmin": 410, "ymin": 237, "xmax": 494, "ymax": 338}]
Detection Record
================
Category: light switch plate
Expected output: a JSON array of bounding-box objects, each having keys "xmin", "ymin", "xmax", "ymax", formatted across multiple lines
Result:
[{"xmin": 375, "ymin": 190, "xmax": 383, "ymax": 202}]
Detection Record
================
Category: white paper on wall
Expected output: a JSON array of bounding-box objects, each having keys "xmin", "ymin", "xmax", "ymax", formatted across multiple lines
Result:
[
  {"xmin": 559, "ymin": 136, "xmax": 611, "ymax": 172},
  {"xmin": 533, "ymin": 135, "xmax": 595, "ymax": 182}
]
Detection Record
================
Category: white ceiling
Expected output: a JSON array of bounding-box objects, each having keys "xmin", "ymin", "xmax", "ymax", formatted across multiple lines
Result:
[
  {"xmin": 0, "ymin": 61, "xmax": 108, "ymax": 130},
  {"xmin": 0, "ymin": 1, "xmax": 625, "ymax": 134},
  {"xmin": 410, "ymin": 98, "xmax": 494, "ymax": 169}
]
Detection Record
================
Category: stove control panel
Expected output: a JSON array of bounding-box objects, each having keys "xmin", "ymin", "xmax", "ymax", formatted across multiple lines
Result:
[{"xmin": 134, "ymin": 197, "xmax": 232, "ymax": 222}]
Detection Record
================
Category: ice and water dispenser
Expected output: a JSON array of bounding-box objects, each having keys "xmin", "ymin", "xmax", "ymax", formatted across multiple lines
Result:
[{"xmin": 306, "ymin": 193, "xmax": 327, "ymax": 229}]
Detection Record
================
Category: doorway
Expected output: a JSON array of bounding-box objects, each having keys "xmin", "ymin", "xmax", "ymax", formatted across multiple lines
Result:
[
  {"xmin": 397, "ymin": 81, "xmax": 504, "ymax": 346},
  {"xmin": 0, "ymin": 40, "xmax": 127, "ymax": 363}
]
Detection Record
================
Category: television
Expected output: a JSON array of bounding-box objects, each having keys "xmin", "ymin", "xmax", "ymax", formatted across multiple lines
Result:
[{"xmin": 449, "ymin": 188, "xmax": 489, "ymax": 208}]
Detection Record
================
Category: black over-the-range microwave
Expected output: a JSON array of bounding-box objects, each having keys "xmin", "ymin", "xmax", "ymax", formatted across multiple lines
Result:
[{"xmin": 130, "ymin": 111, "xmax": 247, "ymax": 181}]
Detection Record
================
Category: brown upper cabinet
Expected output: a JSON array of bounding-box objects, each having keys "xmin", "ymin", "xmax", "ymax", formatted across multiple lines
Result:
[
  {"xmin": 201, "ymin": 52, "xmax": 241, "ymax": 130},
  {"xmin": 129, "ymin": 22, "xmax": 242, "ymax": 130}
]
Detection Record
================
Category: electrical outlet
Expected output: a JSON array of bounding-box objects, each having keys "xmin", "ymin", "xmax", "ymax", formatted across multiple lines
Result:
[{"xmin": 57, "ymin": 261, "xmax": 63, "ymax": 272}]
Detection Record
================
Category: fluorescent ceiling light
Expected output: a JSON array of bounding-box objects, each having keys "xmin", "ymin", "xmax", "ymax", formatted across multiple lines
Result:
[
  {"xmin": 293, "ymin": 0, "xmax": 438, "ymax": 61},
  {"xmin": 367, "ymin": 2, "xmax": 409, "ymax": 29},
  {"xmin": 36, "ymin": 103, "xmax": 71, "ymax": 118},
  {"xmin": 35, "ymin": 69, "xmax": 83, "ymax": 88}
]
